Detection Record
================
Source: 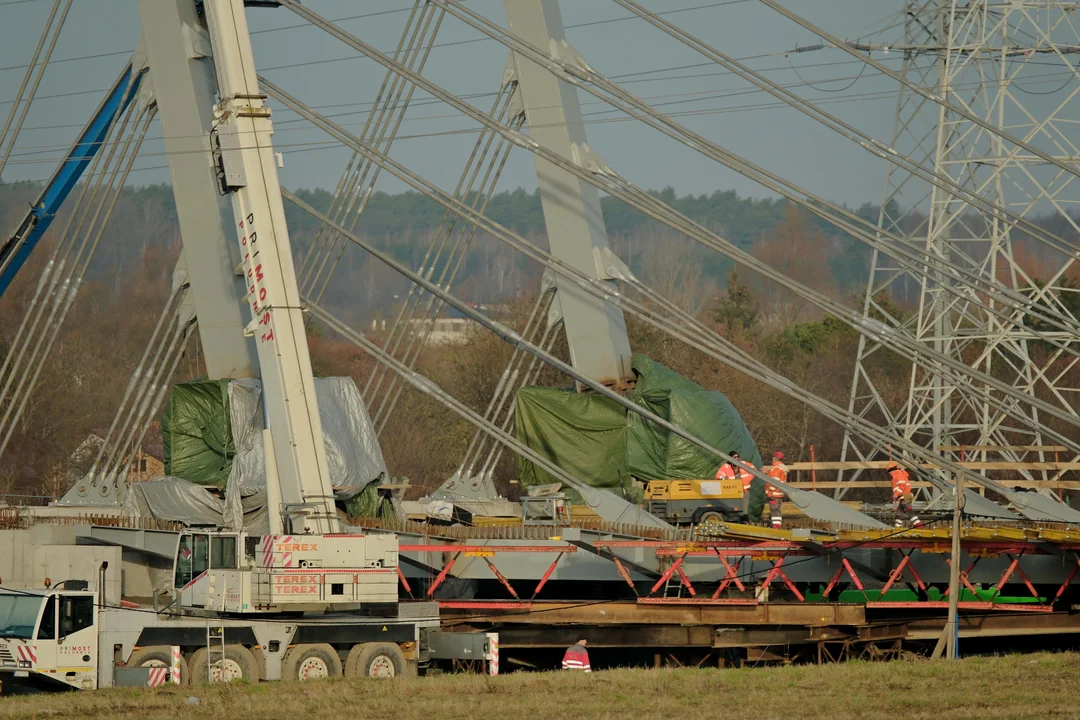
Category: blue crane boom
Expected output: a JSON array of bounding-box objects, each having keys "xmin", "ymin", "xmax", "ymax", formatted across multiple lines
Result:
[{"xmin": 0, "ymin": 63, "xmax": 143, "ymax": 297}]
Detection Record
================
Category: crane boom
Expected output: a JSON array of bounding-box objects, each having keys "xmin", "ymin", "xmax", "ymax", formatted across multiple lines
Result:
[
  {"xmin": 202, "ymin": 0, "xmax": 337, "ymax": 535},
  {"xmin": 0, "ymin": 64, "xmax": 143, "ymax": 298}
]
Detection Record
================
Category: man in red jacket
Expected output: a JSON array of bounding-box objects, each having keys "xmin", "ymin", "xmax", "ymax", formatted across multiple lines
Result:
[{"xmin": 561, "ymin": 638, "xmax": 591, "ymax": 672}]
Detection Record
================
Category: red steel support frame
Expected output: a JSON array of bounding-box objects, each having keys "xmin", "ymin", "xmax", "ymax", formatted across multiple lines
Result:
[
  {"xmin": 712, "ymin": 553, "xmax": 745, "ymax": 598},
  {"xmin": 759, "ymin": 556, "xmax": 804, "ymax": 601},
  {"xmin": 879, "ymin": 551, "xmax": 926, "ymax": 596},
  {"xmin": 822, "ymin": 556, "xmax": 866, "ymax": 601},
  {"xmin": 403, "ymin": 539, "xmax": 1080, "ymax": 612},
  {"xmin": 399, "ymin": 544, "xmax": 577, "ymax": 600},
  {"xmin": 942, "ymin": 558, "xmax": 981, "ymax": 599},
  {"xmin": 992, "ymin": 552, "xmax": 1041, "ymax": 603},
  {"xmin": 1053, "ymin": 554, "xmax": 1080, "ymax": 603}
]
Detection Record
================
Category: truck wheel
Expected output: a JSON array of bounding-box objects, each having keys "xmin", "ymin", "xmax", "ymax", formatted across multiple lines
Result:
[
  {"xmin": 126, "ymin": 646, "xmax": 188, "ymax": 685},
  {"xmin": 189, "ymin": 645, "xmax": 260, "ymax": 684},
  {"xmin": 345, "ymin": 642, "xmax": 405, "ymax": 679},
  {"xmin": 281, "ymin": 644, "xmax": 342, "ymax": 681}
]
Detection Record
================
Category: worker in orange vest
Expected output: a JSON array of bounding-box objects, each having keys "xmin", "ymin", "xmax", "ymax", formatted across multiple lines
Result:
[
  {"xmin": 717, "ymin": 452, "xmax": 754, "ymax": 517},
  {"xmin": 765, "ymin": 451, "xmax": 787, "ymax": 529},
  {"xmin": 888, "ymin": 461, "xmax": 920, "ymax": 528}
]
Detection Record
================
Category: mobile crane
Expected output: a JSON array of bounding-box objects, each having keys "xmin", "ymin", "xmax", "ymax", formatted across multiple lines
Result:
[{"xmin": 0, "ymin": 0, "xmax": 493, "ymax": 691}]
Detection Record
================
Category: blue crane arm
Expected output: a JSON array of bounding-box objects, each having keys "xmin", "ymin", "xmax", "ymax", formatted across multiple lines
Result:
[{"xmin": 0, "ymin": 62, "xmax": 144, "ymax": 297}]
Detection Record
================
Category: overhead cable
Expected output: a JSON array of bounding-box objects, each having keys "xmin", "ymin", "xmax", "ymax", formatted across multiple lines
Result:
[
  {"xmin": 430, "ymin": 0, "xmax": 1080, "ymax": 358},
  {"xmin": 757, "ymin": 0, "xmax": 1080, "ymax": 184},
  {"xmin": 269, "ymin": 2, "xmax": 1080, "ymax": 446},
  {"xmin": 265, "ymin": 83, "xmax": 1063, "ymax": 520},
  {"xmin": 0, "ymin": 0, "xmax": 71, "ymax": 179},
  {"xmin": 609, "ymin": 0, "xmax": 1080, "ymax": 277}
]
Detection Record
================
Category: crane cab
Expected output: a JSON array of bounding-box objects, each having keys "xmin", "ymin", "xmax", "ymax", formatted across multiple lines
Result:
[
  {"xmin": 0, "ymin": 587, "xmax": 99, "ymax": 691},
  {"xmin": 171, "ymin": 530, "xmax": 400, "ymax": 614}
]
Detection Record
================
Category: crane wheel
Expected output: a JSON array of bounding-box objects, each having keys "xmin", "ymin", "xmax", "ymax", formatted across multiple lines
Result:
[
  {"xmin": 190, "ymin": 645, "xmax": 260, "ymax": 684},
  {"xmin": 282, "ymin": 643, "xmax": 342, "ymax": 681},
  {"xmin": 345, "ymin": 642, "xmax": 405, "ymax": 679},
  {"xmin": 126, "ymin": 646, "xmax": 189, "ymax": 685}
]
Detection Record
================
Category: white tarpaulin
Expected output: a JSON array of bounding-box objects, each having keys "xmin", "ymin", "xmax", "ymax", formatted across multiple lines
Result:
[
  {"xmin": 224, "ymin": 376, "xmax": 388, "ymax": 497},
  {"xmin": 126, "ymin": 377, "xmax": 388, "ymax": 531},
  {"xmin": 223, "ymin": 376, "xmax": 389, "ymax": 530},
  {"xmin": 122, "ymin": 476, "xmax": 225, "ymax": 527}
]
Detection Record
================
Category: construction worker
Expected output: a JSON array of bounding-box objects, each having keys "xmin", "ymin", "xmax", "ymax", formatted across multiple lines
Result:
[
  {"xmin": 716, "ymin": 452, "xmax": 753, "ymax": 491},
  {"xmin": 765, "ymin": 451, "xmax": 787, "ymax": 529},
  {"xmin": 561, "ymin": 637, "xmax": 591, "ymax": 672},
  {"xmin": 717, "ymin": 452, "xmax": 754, "ymax": 518},
  {"xmin": 888, "ymin": 461, "xmax": 920, "ymax": 528}
]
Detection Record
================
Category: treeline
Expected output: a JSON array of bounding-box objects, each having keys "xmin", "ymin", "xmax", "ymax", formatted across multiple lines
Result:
[
  {"xmin": 0, "ymin": 179, "xmax": 1076, "ymax": 498},
  {"xmin": 0, "ymin": 181, "xmax": 878, "ymax": 316}
]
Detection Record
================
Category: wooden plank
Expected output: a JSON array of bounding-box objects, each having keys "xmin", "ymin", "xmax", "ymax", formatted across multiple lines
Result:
[
  {"xmin": 786, "ymin": 461, "xmax": 1080, "ymax": 471},
  {"xmin": 937, "ymin": 445, "xmax": 1068, "ymax": 452},
  {"xmin": 787, "ymin": 480, "xmax": 1080, "ymax": 489}
]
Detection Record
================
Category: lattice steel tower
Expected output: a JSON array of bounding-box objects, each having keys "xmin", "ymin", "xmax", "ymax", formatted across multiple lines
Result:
[{"xmin": 840, "ymin": 0, "xmax": 1080, "ymax": 492}]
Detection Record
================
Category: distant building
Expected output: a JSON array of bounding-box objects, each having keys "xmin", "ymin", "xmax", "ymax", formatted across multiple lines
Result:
[
  {"xmin": 405, "ymin": 317, "xmax": 473, "ymax": 346},
  {"xmin": 67, "ymin": 425, "xmax": 166, "ymax": 485}
]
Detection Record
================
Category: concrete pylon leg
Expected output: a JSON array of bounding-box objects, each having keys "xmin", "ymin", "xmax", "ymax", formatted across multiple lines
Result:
[
  {"xmin": 503, "ymin": 0, "xmax": 633, "ymax": 391},
  {"xmin": 136, "ymin": 0, "xmax": 259, "ymax": 380}
]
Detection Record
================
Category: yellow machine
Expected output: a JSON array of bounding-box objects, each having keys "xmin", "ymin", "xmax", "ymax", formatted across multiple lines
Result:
[{"xmin": 645, "ymin": 478, "xmax": 745, "ymax": 525}]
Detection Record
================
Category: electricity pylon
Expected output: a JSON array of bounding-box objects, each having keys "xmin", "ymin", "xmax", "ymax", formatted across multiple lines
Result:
[{"xmin": 840, "ymin": 0, "xmax": 1080, "ymax": 495}]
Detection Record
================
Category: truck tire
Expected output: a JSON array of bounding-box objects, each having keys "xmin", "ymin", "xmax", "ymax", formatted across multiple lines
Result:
[
  {"xmin": 345, "ymin": 642, "xmax": 405, "ymax": 679},
  {"xmin": 189, "ymin": 645, "xmax": 260, "ymax": 684},
  {"xmin": 126, "ymin": 646, "xmax": 189, "ymax": 685},
  {"xmin": 281, "ymin": 643, "xmax": 342, "ymax": 681}
]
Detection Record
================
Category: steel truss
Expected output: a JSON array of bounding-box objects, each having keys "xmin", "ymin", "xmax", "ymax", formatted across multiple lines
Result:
[{"xmin": 842, "ymin": 0, "xmax": 1080, "ymax": 493}]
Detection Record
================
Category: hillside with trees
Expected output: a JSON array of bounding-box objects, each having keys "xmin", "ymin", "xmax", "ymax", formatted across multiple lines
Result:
[{"xmin": 0, "ymin": 180, "xmax": 1075, "ymax": 499}]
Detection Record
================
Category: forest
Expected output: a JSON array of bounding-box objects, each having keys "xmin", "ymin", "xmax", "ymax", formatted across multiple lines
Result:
[{"xmin": 0, "ymin": 179, "xmax": 1075, "ymax": 500}]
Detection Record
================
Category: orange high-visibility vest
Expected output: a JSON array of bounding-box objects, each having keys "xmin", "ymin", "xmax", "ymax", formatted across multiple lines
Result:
[
  {"xmin": 766, "ymin": 462, "xmax": 787, "ymax": 500},
  {"xmin": 716, "ymin": 462, "xmax": 753, "ymax": 492},
  {"xmin": 890, "ymin": 468, "xmax": 912, "ymax": 500}
]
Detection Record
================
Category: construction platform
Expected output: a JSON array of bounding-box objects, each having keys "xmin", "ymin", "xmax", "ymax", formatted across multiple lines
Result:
[
  {"xmin": 7, "ymin": 511, "xmax": 1080, "ymax": 666},
  {"xmin": 437, "ymin": 599, "xmax": 1080, "ymax": 666}
]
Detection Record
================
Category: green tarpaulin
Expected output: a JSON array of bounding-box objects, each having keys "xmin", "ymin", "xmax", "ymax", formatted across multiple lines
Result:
[
  {"xmin": 160, "ymin": 379, "xmax": 234, "ymax": 489},
  {"xmin": 515, "ymin": 354, "xmax": 765, "ymax": 517},
  {"xmin": 514, "ymin": 386, "xmax": 630, "ymax": 494}
]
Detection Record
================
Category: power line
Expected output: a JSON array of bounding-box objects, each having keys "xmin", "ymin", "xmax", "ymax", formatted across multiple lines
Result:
[
  {"xmin": 8, "ymin": 61, "xmax": 1080, "ymax": 180},
  {"xmin": 23, "ymin": 52, "xmax": 1080, "ymax": 163},
  {"xmin": 0, "ymin": 0, "xmax": 754, "ymax": 77},
  {"xmin": 4, "ymin": 61, "xmax": 901, "ymax": 154}
]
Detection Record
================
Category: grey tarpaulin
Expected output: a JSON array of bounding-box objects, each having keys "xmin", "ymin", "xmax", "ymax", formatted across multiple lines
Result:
[
  {"xmin": 122, "ymin": 476, "xmax": 226, "ymax": 527},
  {"xmin": 222, "ymin": 377, "xmax": 390, "ymax": 530}
]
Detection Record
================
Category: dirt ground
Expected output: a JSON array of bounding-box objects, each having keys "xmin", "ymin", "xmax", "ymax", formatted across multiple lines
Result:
[{"xmin": 1, "ymin": 652, "xmax": 1076, "ymax": 720}]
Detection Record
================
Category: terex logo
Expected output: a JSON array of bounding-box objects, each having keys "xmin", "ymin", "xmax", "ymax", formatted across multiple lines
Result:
[{"xmin": 276, "ymin": 542, "xmax": 318, "ymax": 553}]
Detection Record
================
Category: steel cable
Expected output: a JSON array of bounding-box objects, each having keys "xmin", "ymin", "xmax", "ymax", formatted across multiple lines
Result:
[
  {"xmin": 258, "ymin": 14, "xmax": 1080, "ymax": 446},
  {"xmin": 0, "ymin": 73, "xmax": 142, "ymax": 425},
  {"xmin": 459, "ymin": 284, "xmax": 556, "ymax": 476},
  {"xmin": 265, "ymin": 87, "xmax": 1076, "ymax": 520},
  {"xmin": 0, "ymin": 0, "xmax": 70, "ymax": 179},
  {"xmin": 366, "ymin": 90, "xmax": 522, "ymax": 426},
  {"xmin": 434, "ymin": 0, "xmax": 1080, "ymax": 357},
  {"xmin": 305, "ymin": 2, "xmax": 446, "ymax": 302},
  {"xmin": 609, "ymin": 0, "xmax": 1080, "ymax": 302},
  {"xmin": 370, "ymin": 109, "xmax": 525, "ymax": 432},
  {"xmin": 83, "ymin": 281, "xmax": 188, "ymax": 486},
  {"xmin": 0, "ymin": 104, "xmax": 155, "ymax": 463}
]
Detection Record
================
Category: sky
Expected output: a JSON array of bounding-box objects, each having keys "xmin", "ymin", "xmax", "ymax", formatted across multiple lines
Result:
[{"xmin": 0, "ymin": 1, "xmax": 931, "ymax": 206}]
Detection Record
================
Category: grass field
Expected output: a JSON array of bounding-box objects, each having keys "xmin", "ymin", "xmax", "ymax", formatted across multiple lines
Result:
[{"xmin": 1, "ymin": 653, "xmax": 1077, "ymax": 720}]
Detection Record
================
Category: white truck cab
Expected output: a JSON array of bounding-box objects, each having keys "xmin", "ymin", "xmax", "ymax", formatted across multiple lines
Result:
[{"xmin": 0, "ymin": 587, "xmax": 99, "ymax": 691}]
